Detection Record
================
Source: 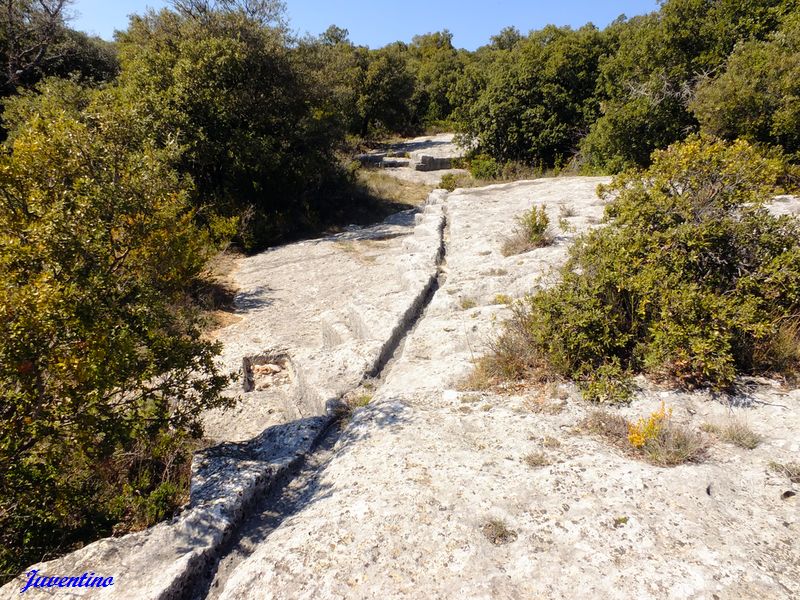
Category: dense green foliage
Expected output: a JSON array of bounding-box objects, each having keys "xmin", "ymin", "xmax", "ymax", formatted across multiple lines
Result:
[
  {"xmin": 580, "ymin": 0, "xmax": 798, "ymax": 171},
  {"xmin": 452, "ymin": 0, "xmax": 800, "ymax": 172},
  {"xmin": 456, "ymin": 24, "xmax": 606, "ymax": 166},
  {"xmin": 509, "ymin": 137, "xmax": 800, "ymax": 401},
  {"xmin": 115, "ymin": 9, "xmax": 345, "ymax": 250},
  {"xmin": 0, "ymin": 94, "xmax": 231, "ymax": 572},
  {"xmin": 691, "ymin": 12, "xmax": 800, "ymax": 157}
]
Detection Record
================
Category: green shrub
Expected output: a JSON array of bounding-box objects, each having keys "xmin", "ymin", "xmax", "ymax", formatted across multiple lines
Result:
[
  {"xmin": 492, "ymin": 135, "xmax": 800, "ymax": 397},
  {"xmin": 0, "ymin": 103, "xmax": 231, "ymax": 575},
  {"xmin": 579, "ymin": 362, "xmax": 633, "ymax": 404},
  {"xmin": 439, "ymin": 173, "xmax": 459, "ymax": 191},
  {"xmin": 468, "ymin": 154, "xmax": 502, "ymax": 180},
  {"xmin": 503, "ymin": 205, "xmax": 552, "ymax": 255},
  {"xmin": 518, "ymin": 205, "xmax": 550, "ymax": 245}
]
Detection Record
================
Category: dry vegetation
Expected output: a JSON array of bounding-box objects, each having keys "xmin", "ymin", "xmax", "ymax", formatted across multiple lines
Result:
[
  {"xmin": 195, "ymin": 251, "xmax": 243, "ymax": 331},
  {"xmin": 583, "ymin": 405, "xmax": 707, "ymax": 467},
  {"xmin": 459, "ymin": 297, "xmax": 477, "ymax": 310},
  {"xmin": 357, "ymin": 168, "xmax": 434, "ymax": 206},
  {"xmin": 481, "ymin": 519, "xmax": 518, "ymax": 545},
  {"xmin": 524, "ymin": 452, "xmax": 551, "ymax": 468},
  {"xmin": 461, "ymin": 303, "xmax": 550, "ymax": 391},
  {"xmin": 769, "ymin": 461, "xmax": 800, "ymax": 484},
  {"xmin": 700, "ymin": 420, "xmax": 762, "ymax": 449}
]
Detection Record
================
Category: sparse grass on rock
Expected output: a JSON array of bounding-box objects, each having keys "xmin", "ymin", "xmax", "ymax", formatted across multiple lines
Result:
[
  {"xmin": 459, "ymin": 297, "xmax": 477, "ymax": 310},
  {"xmin": 524, "ymin": 452, "xmax": 550, "ymax": 468},
  {"xmin": 701, "ymin": 420, "xmax": 762, "ymax": 449},
  {"xmin": 438, "ymin": 172, "xmax": 472, "ymax": 191},
  {"xmin": 542, "ymin": 436, "xmax": 561, "ymax": 449},
  {"xmin": 584, "ymin": 404, "xmax": 707, "ymax": 466},
  {"xmin": 358, "ymin": 168, "xmax": 433, "ymax": 206},
  {"xmin": 558, "ymin": 202, "xmax": 576, "ymax": 218},
  {"xmin": 612, "ymin": 516, "xmax": 629, "ymax": 528},
  {"xmin": 481, "ymin": 519, "xmax": 518, "ymax": 545},
  {"xmin": 502, "ymin": 204, "xmax": 553, "ymax": 256},
  {"xmin": 769, "ymin": 461, "xmax": 800, "ymax": 483},
  {"xmin": 461, "ymin": 304, "xmax": 551, "ymax": 391}
]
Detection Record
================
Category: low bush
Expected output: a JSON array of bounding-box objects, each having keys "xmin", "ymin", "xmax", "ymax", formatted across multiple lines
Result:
[
  {"xmin": 0, "ymin": 101, "xmax": 232, "ymax": 575},
  {"xmin": 468, "ymin": 154, "xmax": 502, "ymax": 180},
  {"xmin": 502, "ymin": 204, "xmax": 552, "ymax": 256},
  {"xmin": 490, "ymin": 136, "xmax": 800, "ymax": 398},
  {"xmin": 438, "ymin": 173, "xmax": 460, "ymax": 191}
]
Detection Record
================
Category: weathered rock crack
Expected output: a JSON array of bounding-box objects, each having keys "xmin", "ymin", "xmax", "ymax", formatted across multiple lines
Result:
[{"xmin": 190, "ymin": 205, "xmax": 449, "ymax": 600}]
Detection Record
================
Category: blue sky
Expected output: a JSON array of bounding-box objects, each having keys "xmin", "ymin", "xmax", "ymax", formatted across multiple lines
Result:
[{"xmin": 69, "ymin": 0, "xmax": 660, "ymax": 50}]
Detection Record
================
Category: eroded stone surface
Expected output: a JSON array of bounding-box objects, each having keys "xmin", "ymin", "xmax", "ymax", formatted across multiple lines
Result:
[
  {"xmin": 0, "ymin": 417, "xmax": 329, "ymax": 600},
  {"xmin": 0, "ymin": 192, "xmax": 447, "ymax": 600},
  {"xmin": 216, "ymin": 179, "xmax": 800, "ymax": 600},
  {"xmin": 203, "ymin": 200, "xmax": 445, "ymax": 442},
  {"xmin": 5, "ymin": 178, "xmax": 799, "ymax": 600}
]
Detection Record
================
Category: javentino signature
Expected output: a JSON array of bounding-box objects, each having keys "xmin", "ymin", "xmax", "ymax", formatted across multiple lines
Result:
[{"xmin": 20, "ymin": 570, "xmax": 114, "ymax": 593}]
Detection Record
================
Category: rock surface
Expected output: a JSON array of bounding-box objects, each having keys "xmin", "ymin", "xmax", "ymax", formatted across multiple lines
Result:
[
  {"xmin": 0, "ymin": 193, "xmax": 447, "ymax": 599},
  {"xmin": 214, "ymin": 178, "xmax": 800, "ymax": 600},
  {"xmin": 203, "ymin": 201, "xmax": 445, "ymax": 442},
  {"xmin": 4, "ymin": 175, "xmax": 799, "ymax": 600},
  {"xmin": 356, "ymin": 133, "xmax": 469, "ymax": 185}
]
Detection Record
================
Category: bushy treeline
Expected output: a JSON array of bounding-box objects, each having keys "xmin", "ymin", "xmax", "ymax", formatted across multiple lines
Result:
[
  {"xmin": 258, "ymin": 0, "xmax": 800, "ymax": 175},
  {"xmin": 452, "ymin": 0, "xmax": 800, "ymax": 172}
]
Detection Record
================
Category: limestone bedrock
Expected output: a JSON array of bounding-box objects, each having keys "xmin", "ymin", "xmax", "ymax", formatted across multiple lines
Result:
[
  {"xmin": 4, "ymin": 177, "xmax": 799, "ymax": 600},
  {"xmin": 216, "ymin": 178, "xmax": 800, "ymax": 600}
]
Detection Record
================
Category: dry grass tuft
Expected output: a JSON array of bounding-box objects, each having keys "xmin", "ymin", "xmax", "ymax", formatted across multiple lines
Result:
[
  {"xmin": 524, "ymin": 451, "xmax": 550, "ymax": 468},
  {"xmin": 542, "ymin": 436, "xmax": 561, "ymax": 449},
  {"xmin": 460, "ymin": 297, "xmax": 478, "ymax": 310},
  {"xmin": 754, "ymin": 317, "xmax": 800, "ymax": 382},
  {"xmin": 461, "ymin": 302, "xmax": 551, "ymax": 392},
  {"xmin": 558, "ymin": 202, "xmax": 576, "ymax": 218},
  {"xmin": 438, "ymin": 172, "xmax": 473, "ymax": 191},
  {"xmin": 342, "ymin": 380, "xmax": 377, "ymax": 414},
  {"xmin": 701, "ymin": 420, "xmax": 762, "ymax": 449},
  {"xmin": 357, "ymin": 169, "xmax": 433, "ymax": 206},
  {"xmin": 769, "ymin": 461, "xmax": 800, "ymax": 484},
  {"xmin": 583, "ymin": 406, "xmax": 708, "ymax": 467},
  {"xmin": 195, "ymin": 251, "xmax": 243, "ymax": 331},
  {"xmin": 641, "ymin": 423, "xmax": 708, "ymax": 466},
  {"xmin": 481, "ymin": 519, "xmax": 518, "ymax": 545},
  {"xmin": 584, "ymin": 410, "xmax": 629, "ymax": 440},
  {"xmin": 523, "ymin": 396, "xmax": 565, "ymax": 414}
]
